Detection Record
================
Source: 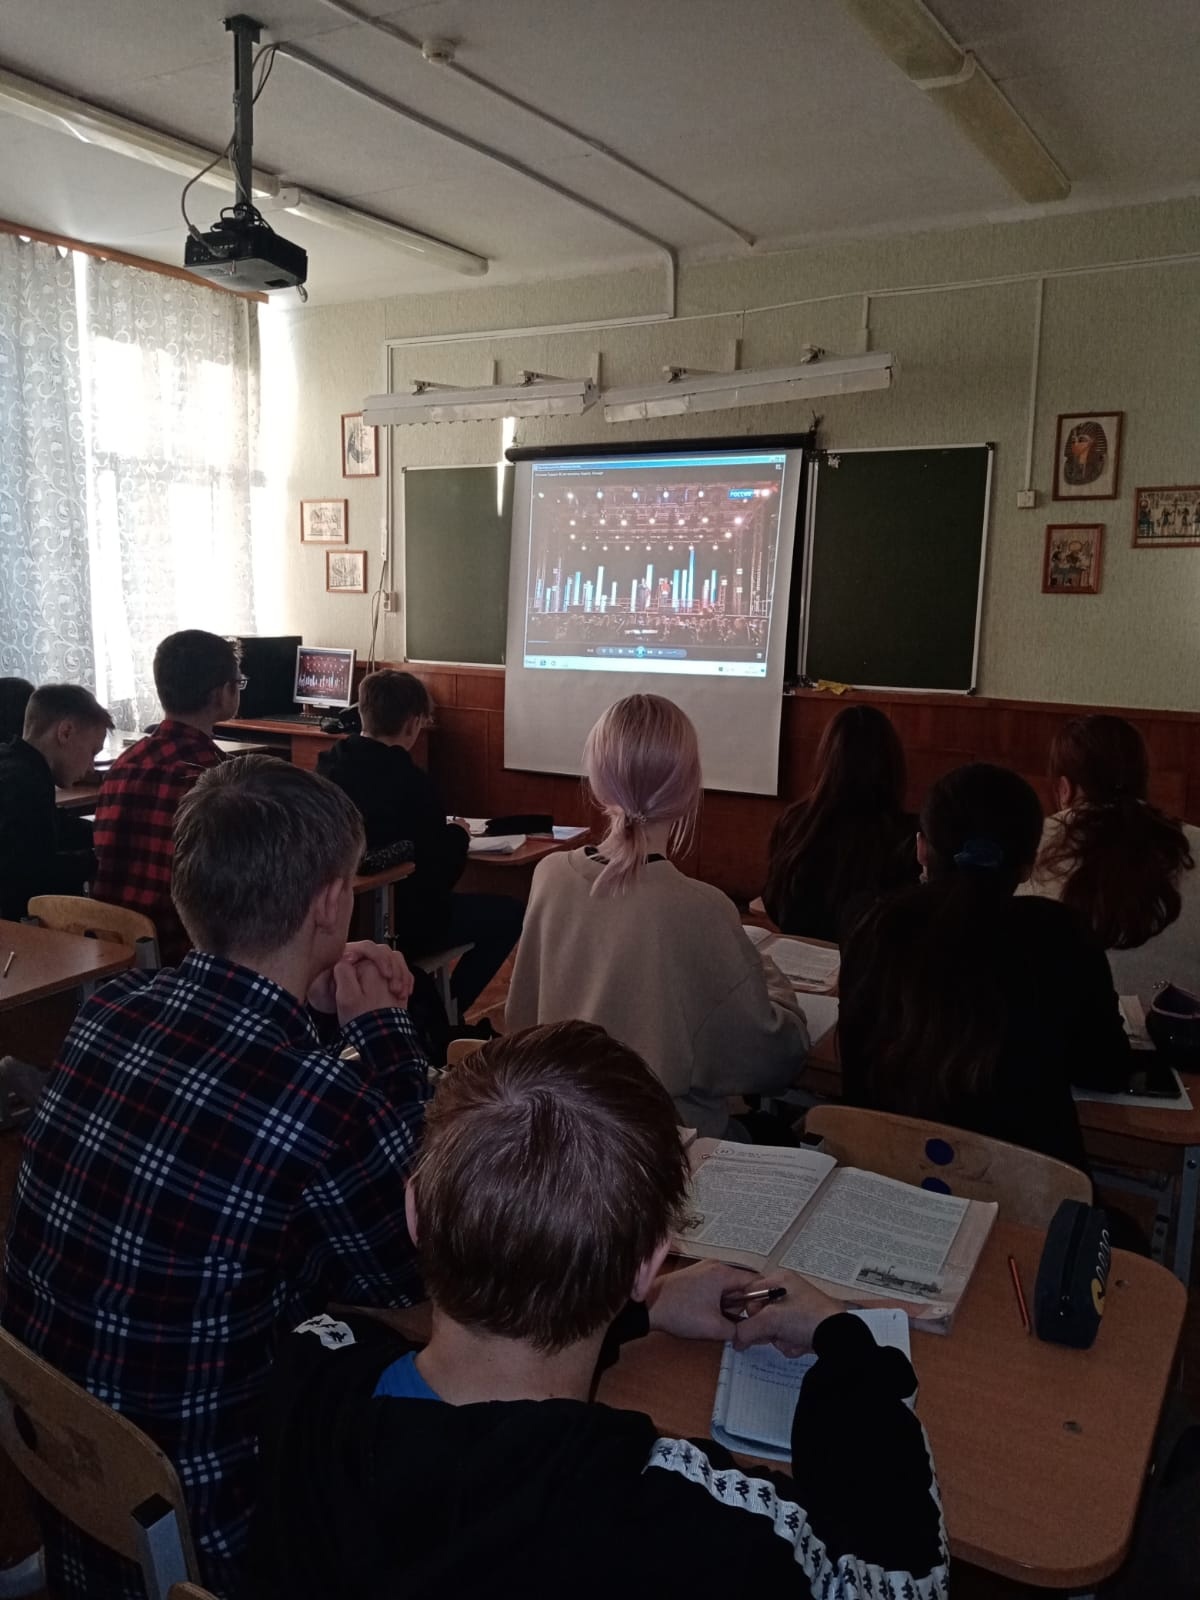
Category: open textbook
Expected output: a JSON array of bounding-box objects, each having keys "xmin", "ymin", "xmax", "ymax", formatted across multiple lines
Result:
[
  {"xmin": 677, "ymin": 1140, "xmax": 996, "ymax": 1333},
  {"xmin": 711, "ymin": 1307, "xmax": 911, "ymax": 1461}
]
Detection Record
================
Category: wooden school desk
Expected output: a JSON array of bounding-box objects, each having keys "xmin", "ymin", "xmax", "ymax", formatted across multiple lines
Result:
[
  {"xmin": 457, "ymin": 832, "xmax": 588, "ymax": 902},
  {"xmin": 0, "ymin": 919, "xmax": 132, "ymax": 1011},
  {"xmin": 598, "ymin": 1221, "xmax": 1185, "ymax": 1590}
]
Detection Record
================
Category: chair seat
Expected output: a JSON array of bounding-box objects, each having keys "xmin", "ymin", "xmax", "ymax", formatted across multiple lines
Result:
[{"xmin": 413, "ymin": 944, "xmax": 475, "ymax": 973}]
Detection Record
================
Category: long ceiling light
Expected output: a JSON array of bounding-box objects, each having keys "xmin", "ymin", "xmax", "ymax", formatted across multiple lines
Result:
[
  {"xmin": 601, "ymin": 352, "xmax": 895, "ymax": 423},
  {"xmin": 838, "ymin": 0, "xmax": 1069, "ymax": 204},
  {"xmin": 364, "ymin": 372, "xmax": 599, "ymax": 425},
  {"xmin": 0, "ymin": 63, "xmax": 490, "ymax": 275}
]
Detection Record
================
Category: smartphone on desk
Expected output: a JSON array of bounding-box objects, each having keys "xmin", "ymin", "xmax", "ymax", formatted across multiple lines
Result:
[{"xmin": 1125, "ymin": 1057, "xmax": 1184, "ymax": 1099}]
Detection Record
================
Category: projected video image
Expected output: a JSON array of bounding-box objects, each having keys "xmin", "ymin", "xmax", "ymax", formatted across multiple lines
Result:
[{"xmin": 523, "ymin": 450, "xmax": 791, "ymax": 678}]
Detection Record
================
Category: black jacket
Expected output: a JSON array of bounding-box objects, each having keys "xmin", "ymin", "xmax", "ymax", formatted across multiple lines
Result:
[
  {"xmin": 317, "ymin": 737, "xmax": 469, "ymax": 952},
  {"xmin": 252, "ymin": 1308, "xmax": 947, "ymax": 1600},
  {"xmin": 0, "ymin": 738, "xmax": 95, "ymax": 920},
  {"xmin": 841, "ymin": 892, "xmax": 1131, "ymax": 1171}
]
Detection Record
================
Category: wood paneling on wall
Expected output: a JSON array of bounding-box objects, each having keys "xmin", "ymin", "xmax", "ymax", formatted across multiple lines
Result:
[{"xmin": 397, "ymin": 664, "xmax": 1200, "ymax": 904}]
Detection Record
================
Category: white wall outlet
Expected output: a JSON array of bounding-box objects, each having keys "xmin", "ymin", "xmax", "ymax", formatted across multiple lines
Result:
[
  {"xmin": 383, "ymin": 592, "xmax": 400, "ymax": 613},
  {"xmin": 1016, "ymin": 489, "xmax": 1037, "ymax": 509}
]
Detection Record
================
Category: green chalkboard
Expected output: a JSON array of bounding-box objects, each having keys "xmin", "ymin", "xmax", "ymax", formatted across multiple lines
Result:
[
  {"xmin": 403, "ymin": 465, "xmax": 512, "ymax": 665},
  {"xmin": 801, "ymin": 446, "xmax": 993, "ymax": 692}
]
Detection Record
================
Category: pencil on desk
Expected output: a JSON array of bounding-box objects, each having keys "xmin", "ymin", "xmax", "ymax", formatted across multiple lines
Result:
[
  {"xmin": 1008, "ymin": 1254, "xmax": 1031, "ymax": 1335},
  {"xmin": 2, "ymin": 950, "xmax": 14, "ymax": 978}
]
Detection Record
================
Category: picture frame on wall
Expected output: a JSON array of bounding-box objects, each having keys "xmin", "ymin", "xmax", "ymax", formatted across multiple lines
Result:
[
  {"xmin": 341, "ymin": 412, "xmax": 378, "ymax": 478},
  {"xmin": 300, "ymin": 498, "xmax": 348, "ymax": 544},
  {"xmin": 1132, "ymin": 486, "xmax": 1200, "ymax": 548},
  {"xmin": 326, "ymin": 548, "xmax": 368, "ymax": 593},
  {"xmin": 1053, "ymin": 411, "xmax": 1123, "ymax": 501},
  {"xmin": 1043, "ymin": 524, "xmax": 1103, "ymax": 594}
]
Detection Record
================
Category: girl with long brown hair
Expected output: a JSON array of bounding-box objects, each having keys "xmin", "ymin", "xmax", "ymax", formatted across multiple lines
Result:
[
  {"xmin": 840, "ymin": 763, "xmax": 1131, "ymax": 1170},
  {"xmin": 1019, "ymin": 715, "xmax": 1198, "ymax": 994},
  {"xmin": 763, "ymin": 705, "xmax": 917, "ymax": 941}
]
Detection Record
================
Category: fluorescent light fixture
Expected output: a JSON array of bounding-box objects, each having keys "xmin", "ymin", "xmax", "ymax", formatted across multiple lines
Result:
[
  {"xmin": 601, "ymin": 353, "xmax": 895, "ymax": 423},
  {"xmin": 838, "ymin": 0, "xmax": 1069, "ymax": 204},
  {"xmin": 0, "ymin": 64, "xmax": 490, "ymax": 276},
  {"xmin": 364, "ymin": 372, "xmax": 598, "ymax": 425}
]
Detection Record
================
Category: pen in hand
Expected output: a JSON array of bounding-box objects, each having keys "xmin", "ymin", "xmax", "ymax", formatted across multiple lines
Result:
[
  {"xmin": 721, "ymin": 1285, "xmax": 788, "ymax": 1322},
  {"xmin": 2, "ymin": 951, "xmax": 14, "ymax": 979}
]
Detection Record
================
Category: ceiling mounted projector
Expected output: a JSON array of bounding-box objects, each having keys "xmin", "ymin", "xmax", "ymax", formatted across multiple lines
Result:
[
  {"xmin": 364, "ymin": 372, "xmax": 599, "ymax": 425},
  {"xmin": 183, "ymin": 14, "xmax": 308, "ymax": 295},
  {"xmin": 601, "ymin": 352, "xmax": 895, "ymax": 422}
]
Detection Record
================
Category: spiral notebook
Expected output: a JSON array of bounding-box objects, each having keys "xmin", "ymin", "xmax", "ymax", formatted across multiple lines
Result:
[{"xmin": 711, "ymin": 1308, "xmax": 911, "ymax": 1461}]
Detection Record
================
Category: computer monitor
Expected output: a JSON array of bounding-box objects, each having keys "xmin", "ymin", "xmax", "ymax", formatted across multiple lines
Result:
[{"xmin": 294, "ymin": 646, "xmax": 356, "ymax": 710}]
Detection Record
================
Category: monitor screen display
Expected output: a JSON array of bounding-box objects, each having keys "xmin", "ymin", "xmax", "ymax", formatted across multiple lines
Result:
[{"xmin": 294, "ymin": 646, "xmax": 356, "ymax": 708}]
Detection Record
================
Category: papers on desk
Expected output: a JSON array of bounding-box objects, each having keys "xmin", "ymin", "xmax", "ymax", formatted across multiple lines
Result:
[
  {"xmin": 448, "ymin": 817, "xmax": 490, "ymax": 835},
  {"xmin": 744, "ymin": 926, "xmax": 840, "ymax": 992},
  {"xmin": 468, "ymin": 833, "xmax": 526, "ymax": 855},
  {"xmin": 797, "ymin": 993, "xmax": 839, "ymax": 1049},
  {"xmin": 552, "ymin": 825, "xmax": 589, "ymax": 841},
  {"xmin": 711, "ymin": 1308, "xmax": 910, "ymax": 1460}
]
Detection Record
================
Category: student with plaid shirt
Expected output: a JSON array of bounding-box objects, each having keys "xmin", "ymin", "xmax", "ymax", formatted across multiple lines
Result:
[
  {"xmin": 92, "ymin": 630, "xmax": 244, "ymax": 963},
  {"xmin": 2, "ymin": 756, "xmax": 430, "ymax": 1600}
]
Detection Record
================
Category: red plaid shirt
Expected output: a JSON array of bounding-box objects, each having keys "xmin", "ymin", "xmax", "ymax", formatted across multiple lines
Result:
[
  {"xmin": 2, "ymin": 953, "xmax": 428, "ymax": 1599},
  {"xmin": 92, "ymin": 720, "xmax": 225, "ymax": 963}
]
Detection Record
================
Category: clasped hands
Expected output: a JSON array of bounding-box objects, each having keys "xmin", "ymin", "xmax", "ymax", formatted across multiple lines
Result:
[{"xmin": 309, "ymin": 940, "xmax": 415, "ymax": 1026}]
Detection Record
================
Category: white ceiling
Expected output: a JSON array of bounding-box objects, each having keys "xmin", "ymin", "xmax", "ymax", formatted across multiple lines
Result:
[{"xmin": 0, "ymin": 0, "xmax": 1197, "ymax": 305}]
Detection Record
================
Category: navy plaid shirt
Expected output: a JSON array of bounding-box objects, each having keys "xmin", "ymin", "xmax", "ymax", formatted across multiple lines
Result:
[{"xmin": 1, "ymin": 953, "xmax": 429, "ymax": 1599}]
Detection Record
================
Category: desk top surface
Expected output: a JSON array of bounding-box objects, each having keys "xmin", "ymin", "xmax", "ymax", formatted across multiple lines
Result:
[
  {"xmin": 353, "ymin": 862, "xmax": 417, "ymax": 892},
  {"xmin": 598, "ymin": 1221, "xmax": 1184, "ymax": 1588},
  {"xmin": 0, "ymin": 919, "xmax": 133, "ymax": 1010},
  {"xmin": 469, "ymin": 834, "xmax": 586, "ymax": 868},
  {"xmin": 217, "ymin": 716, "xmax": 337, "ymax": 739}
]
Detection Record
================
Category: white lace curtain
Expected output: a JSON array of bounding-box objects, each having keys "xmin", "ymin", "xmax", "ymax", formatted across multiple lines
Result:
[
  {"xmin": 0, "ymin": 235, "xmax": 261, "ymax": 729},
  {"xmin": 0, "ymin": 234, "xmax": 94, "ymax": 684}
]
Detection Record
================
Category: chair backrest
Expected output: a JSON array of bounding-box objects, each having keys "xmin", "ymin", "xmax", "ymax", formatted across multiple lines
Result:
[
  {"xmin": 169, "ymin": 1587, "xmax": 220, "ymax": 1600},
  {"xmin": 0, "ymin": 1328, "xmax": 197, "ymax": 1600},
  {"xmin": 26, "ymin": 895, "xmax": 159, "ymax": 966},
  {"xmin": 446, "ymin": 1038, "xmax": 484, "ymax": 1068},
  {"xmin": 805, "ymin": 1104, "xmax": 1092, "ymax": 1229}
]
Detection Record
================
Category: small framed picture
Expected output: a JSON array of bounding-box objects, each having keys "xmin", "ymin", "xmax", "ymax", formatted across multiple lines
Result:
[
  {"xmin": 1053, "ymin": 412, "xmax": 1123, "ymax": 500},
  {"xmin": 1043, "ymin": 524, "xmax": 1103, "ymax": 594},
  {"xmin": 326, "ymin": 549, "xmax": 368, "ymax": 593},
  {"xmin": 341, "ymin": 412, "xmax": 378, "ymax": 478},
  {"xmin": 1132, "ymin": 485, "xmax": 1200, "ymax": 548},
  {"xmin": 300, "ymin": 498, "xmax": 348, "ymax": 544}
]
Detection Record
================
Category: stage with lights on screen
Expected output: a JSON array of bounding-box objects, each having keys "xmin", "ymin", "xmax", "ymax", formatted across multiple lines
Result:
[{"xmin": 523, "ymin": 451, "xmax": 788, "ymax": 678}]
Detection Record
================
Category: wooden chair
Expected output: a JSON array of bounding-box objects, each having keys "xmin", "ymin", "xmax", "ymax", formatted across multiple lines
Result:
[
  {"xmin": 169, "ymin": 1586, "xmax": 221, "ymax": 1600},
  {"xmin": 805, "ymin": 1104, "xmax": 1091, "ymax": 1229},
  {"xmin": 445, "ymin": 1037, "xmax": 484, "ymax": 1069},
  {"xmin": 413, "ymin": 943, "xmax": 474, "ymax": 1024},
  {"xmin": 0, "ymin": 1329, "xmax": 198, "ymax": 1600},
  {"xmin": 26, "ymin": 895, "xmax": 160, "ymax": 969}
]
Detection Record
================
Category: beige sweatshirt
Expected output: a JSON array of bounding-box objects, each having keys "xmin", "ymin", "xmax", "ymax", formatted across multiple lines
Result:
[
  {"xmin": 1017, "ymin": 814, "xmax": 1200, "ymax": 997},
  {"xmin": 505, "ymin": 849, "xmax": 810, "ymax": 1137}
]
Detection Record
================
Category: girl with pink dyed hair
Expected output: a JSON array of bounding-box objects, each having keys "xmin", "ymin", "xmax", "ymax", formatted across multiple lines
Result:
[{"xmin": 507, "ymin": 694, "xmax": 809, "ymax": 1139}]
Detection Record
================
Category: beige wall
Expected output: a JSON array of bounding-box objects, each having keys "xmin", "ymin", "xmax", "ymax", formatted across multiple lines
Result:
[{"xmin": 260, "ymin": 197, "xmax": 1200, "ymax": 708}]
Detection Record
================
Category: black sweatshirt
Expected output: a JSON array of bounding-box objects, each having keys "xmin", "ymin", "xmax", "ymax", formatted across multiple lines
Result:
[
  {"xmin": 251, "ymin": 1309, "xmax": 947, "ymax": 1600},
  {"xmin": 0, "ymin": 738, "xmax": 95, "ymax": 920},
  {"xmin": 841, "ymin": 892, "xmax": 1132, "ymax": 1171},
  {"xmin": 317, "ymin": 736, "xmax": 469, "ymax": 952}
]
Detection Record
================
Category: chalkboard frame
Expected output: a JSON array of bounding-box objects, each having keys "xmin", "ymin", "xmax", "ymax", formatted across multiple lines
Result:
[{"xmin": 797, "ymin": 443, "xmax": 995, "ymax": 695}]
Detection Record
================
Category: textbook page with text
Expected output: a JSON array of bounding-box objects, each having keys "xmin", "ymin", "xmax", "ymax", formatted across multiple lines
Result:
[{"xmin": 677, "ymin": 1140, "xmax": 995, "ymax": 1333}]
